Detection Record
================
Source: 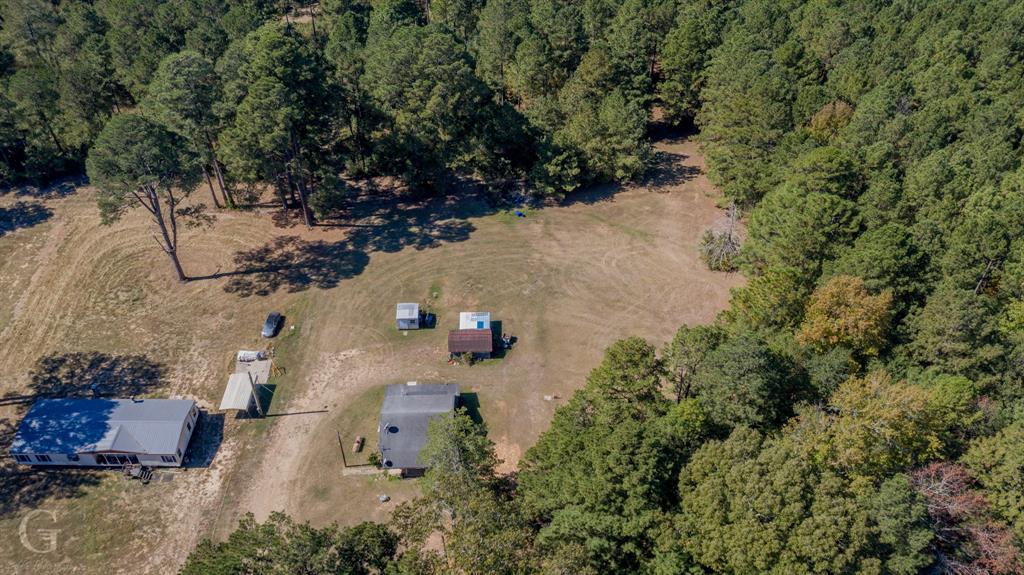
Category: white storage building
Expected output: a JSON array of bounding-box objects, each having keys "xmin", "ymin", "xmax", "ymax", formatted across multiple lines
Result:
[
  {"xmin": 396, "ymin": 303, "xmax": 420, "ymax": 330},
  {"xmin": 459, "ymin": 311, "xmax": 491, "ymax": 330}
]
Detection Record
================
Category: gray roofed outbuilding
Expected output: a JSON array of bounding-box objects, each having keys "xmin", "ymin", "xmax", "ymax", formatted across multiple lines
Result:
[
  {"xmin": 396, "ymin": 303, "xmax": 421, "ymax": 330},
  {"xmin": 379, "ymin": 383, "xmax": 459, "ymax": 470},
  {"xmin": 396, "ymin": 303, "xmax": 419, "ymax": 320}
]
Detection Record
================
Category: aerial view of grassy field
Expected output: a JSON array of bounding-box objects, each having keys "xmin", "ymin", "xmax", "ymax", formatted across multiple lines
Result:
[
  {"xmin": 0, "ymin": 134, "xmax": 741, "ymax": 574},
  {"xmin": 6, "ymin": 0, "xmax": 1024, "ymax": 571}
]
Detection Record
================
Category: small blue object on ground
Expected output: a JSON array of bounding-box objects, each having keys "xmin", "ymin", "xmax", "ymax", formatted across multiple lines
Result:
[{"xmin": 515, "ymin": 210, "xmax": 525, "ymax": 217}]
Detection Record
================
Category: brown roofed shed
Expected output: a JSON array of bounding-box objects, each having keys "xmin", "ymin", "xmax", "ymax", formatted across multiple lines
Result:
[{"xmin": 448, "ymin": 329, "xmax": 493, "ymax": 354}]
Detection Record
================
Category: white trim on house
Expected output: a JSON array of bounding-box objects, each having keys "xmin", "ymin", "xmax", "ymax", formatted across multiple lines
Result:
[{"xmin": 10, "ymin": 399, "xmax": 200, "ymax": 468}]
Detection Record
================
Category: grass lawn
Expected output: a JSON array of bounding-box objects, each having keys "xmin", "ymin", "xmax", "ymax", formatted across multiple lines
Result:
[{"xmin": 0, "ymin": 136, "xmax": 742, "ymax": 574}]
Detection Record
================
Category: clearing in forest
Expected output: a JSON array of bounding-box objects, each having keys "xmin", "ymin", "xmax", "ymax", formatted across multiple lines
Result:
[{"xmin": 0, "ymin": 134, "xmax": 741, "ymax": 575}]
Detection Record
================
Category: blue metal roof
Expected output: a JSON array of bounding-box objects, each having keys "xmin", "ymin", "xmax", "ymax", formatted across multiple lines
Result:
[{"xmin": 9, "ymin": 398, "xmax": 194, "ymax": 456}]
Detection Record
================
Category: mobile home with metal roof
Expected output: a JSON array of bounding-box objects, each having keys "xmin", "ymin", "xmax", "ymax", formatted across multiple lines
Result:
[{"xmin": 9, "ymin": 398, "xmax": 199, "ymax": 468}]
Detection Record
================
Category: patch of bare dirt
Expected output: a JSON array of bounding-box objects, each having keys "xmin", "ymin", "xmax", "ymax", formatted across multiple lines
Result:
[{"xmin": 0, "ymin": 134, "xmax": 742, "ymax": 574}]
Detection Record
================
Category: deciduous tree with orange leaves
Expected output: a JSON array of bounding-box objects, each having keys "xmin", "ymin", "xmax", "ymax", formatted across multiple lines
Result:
[{"xmin": 798, "ymin": 275, "xmax": 893, "ymax": 356}]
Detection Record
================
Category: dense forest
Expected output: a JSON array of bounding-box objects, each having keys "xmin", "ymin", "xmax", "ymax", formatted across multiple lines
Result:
[
  {"xmin": 4, "ymin": 0, "xmax": 1024, "ymax": 573},
  {"xmin": 1, "ymin": 0, "xmax": 657, "ymax": 278}
]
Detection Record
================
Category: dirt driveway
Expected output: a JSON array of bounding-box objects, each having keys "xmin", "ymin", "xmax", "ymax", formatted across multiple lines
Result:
[
  {"xmin": 0, "ymin": 135, "xmax": 742, "ymax": 574},
  {"xmin": 227, "ymin": 135, "xmax": 742, "ymax": 526}
]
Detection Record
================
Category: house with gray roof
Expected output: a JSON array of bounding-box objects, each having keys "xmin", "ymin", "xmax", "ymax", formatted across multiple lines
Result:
[
  {"xmin": 9, "ymin": 398, "xmax": 199, "ymax": 468},
  {"xmin": 378, "ymin": 383, "xmax": 459, "ymax": 474}
]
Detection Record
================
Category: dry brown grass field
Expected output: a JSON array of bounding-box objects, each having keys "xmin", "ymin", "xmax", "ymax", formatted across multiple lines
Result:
[{"xmin": 0, "ymin": 134, "xmax": 742, "ymax": 575}]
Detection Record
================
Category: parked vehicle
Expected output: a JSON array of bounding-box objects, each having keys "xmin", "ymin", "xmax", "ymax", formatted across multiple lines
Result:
[{"xmin": 261, "ymin": 312, "xmax": 283, "ymax": 338}]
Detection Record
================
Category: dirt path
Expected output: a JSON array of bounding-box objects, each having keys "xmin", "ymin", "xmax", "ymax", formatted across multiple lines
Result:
[
  {"xmin": 223, "ymin": 135, "xmax": 742, "ymax": 526},
  {"xmin": 0, "ymin": 135, "xmax": 742, "ymax": 574},
  {"xmin": 239, "ymin": 347, "xmax": 384, "ymax": 519},
  {"xmin": 0, "ymin": 194, "xmax": 303, "ymax": 574}
]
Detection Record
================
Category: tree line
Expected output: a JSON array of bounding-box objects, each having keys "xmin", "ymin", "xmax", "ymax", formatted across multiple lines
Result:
[
  {"xmin": 4, "ymin": 0, "xmax": 1023, "ymax": 572},
  {"xmin": 1, "ymin": 0, "xmax": 664, "ymax": 278},
  {"xmin": 183, "ymin": 334, "xmax": 1023, "ymax": 573},
  {"xmin": 182, "ymin": 0, "xmax": 1024, "ymax": 572}
]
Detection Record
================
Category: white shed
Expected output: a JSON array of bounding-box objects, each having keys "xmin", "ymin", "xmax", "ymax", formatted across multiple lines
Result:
[
  {"xmin": 459, "ymin": 311, "xmax": 491, "ymax": 330},
  {"xmin": 396, "ymin": 303, "xmax": 420, "ymax": 330}
]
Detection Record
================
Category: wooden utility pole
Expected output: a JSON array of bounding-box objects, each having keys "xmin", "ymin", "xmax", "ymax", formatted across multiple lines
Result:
[
  {"xmin": 336, "ymin": 430, "xmax": 348, "ymax": 468},
  {"xmin": 249, "ymin": 372, "xmax": 264, "ymax": 417}
]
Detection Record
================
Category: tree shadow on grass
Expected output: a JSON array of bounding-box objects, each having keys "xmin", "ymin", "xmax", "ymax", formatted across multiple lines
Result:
[
  {"xmin": 564, "ymin": 154, "xmax": 701, "ymax": 209},
  {"xmin": 0, "ymin": 352, "xmax": 167, "ymax": 518},
  {"xmin": 271, "ymin": 207, "xmax": 304, "ymax": 229},
  {"xmin": 208, "ymin": 192, "xmax": 478, "ymax": 296},
  {"xmin": 208, "ymin": 143, "xmax": 701, "ymax": 297},
  {"xmin": 0, "ymin": 201, "xmax": 53, "ymax": 237},
  {"xmin": 644, "ymin": 150, "xmax": 700, "ymax": 191},
  {"xmin": 558, "ymin": 181, "xmax": 623, "ymax": 207},
  {"xmin": 647, "ymin": 116, "xmax": 698, "ymax": 142},
  {"xmin": 23, "ymin": 352, "xmax": 165, "ymax": 401},
  {"xmin": 0, "ymin": 419, "xmax": 103, "ymax": 517},
  {"xmin": 562, "ymin": 148, "xmax": 700, "ymax": 208},
  {"xmin": 459, "ymin": 392, "xmax": 483, "ymax": 426},
  {"xmin": 557, "ymin": 122, "xmax": 700, "ymax": 206},
  {"xmin": 215, "ymin": 236, "xmax": 371, "ymax": 297},
  {"xmin": 320, "ymin": 182, "xmax": 485, "ymax": 253},
  {"xmin": 344, "ymin": 210, "xmax": 476, "ymax": 254},
  {"xmin": 2, "ymin": 177, "xmax": 80, "ymax": 199}
]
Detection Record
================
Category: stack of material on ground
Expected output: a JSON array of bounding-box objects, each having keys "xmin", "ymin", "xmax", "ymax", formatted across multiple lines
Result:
[
  {"xmin": 237, "ymin": 350, "xmax": 269, "ymax": 362},
  {"xmin": 459, "ymin": 311, "xmax": 491, "ymax": 330}
]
